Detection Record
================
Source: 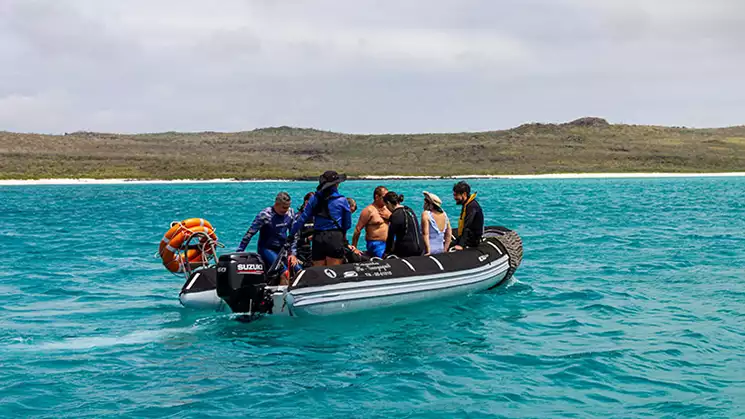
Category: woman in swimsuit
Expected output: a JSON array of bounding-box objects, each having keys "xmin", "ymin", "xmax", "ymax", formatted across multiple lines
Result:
[{"xmin": 420, "ymin": 191, "xmax": 452, "ymax": 255}]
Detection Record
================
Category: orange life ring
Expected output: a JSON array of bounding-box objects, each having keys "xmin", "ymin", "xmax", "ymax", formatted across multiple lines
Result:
[
  {"xmin": 159, "ymin": 218, "xmax": 214, "ymax": 254},
  {"xmin": 185, "ymin": 248, "xmax": 202, "ymax": 262},
  {"xmin": 159, "ymin": 223, "xmax": 184, "ymax": 254},
  {"xmin": 182, "ymin": 218, "xmax": 214, "ymax": 230},
  {"xmin": 159, "ymin": 218, "xmax": 218, "ymax": 273},
  {"xmin": 164, "ymin": 249, "xmax": 213, "ymax": 273}
]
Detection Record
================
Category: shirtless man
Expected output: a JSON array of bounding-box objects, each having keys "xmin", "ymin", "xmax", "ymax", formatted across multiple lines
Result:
[{"xmin": 352, "ymin": 186, "xmax": 391, "ymax": 258}]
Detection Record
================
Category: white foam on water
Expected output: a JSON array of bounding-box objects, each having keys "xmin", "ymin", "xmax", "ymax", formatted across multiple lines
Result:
[
  {"xmin": 1, "ymin": 172, "xmax": 744, "ymax": 186},
  {"xmin": 0, "ymin": 178, "xmax": 292, "ymax": 186},
  {"xmin": 478, "ymin": 172, "xmax": 745, "ymax": 179},
  {"xmin": 29, "ymin": 327, "xmax": 198, "ymax": 351},
  {"xmin": 361, "ymin": 172, "xmax": 745, "ymax": 180}
]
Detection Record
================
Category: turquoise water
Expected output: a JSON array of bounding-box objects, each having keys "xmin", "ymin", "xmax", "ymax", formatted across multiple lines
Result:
[{"xmin": 1, "ymin": 178, "xmax": 744, "ymax": 418}]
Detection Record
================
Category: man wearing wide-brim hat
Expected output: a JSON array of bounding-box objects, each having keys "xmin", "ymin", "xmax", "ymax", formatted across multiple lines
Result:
[{"xmin": 290, "ymin": 171, "xmax": 352, "ymax": 267}]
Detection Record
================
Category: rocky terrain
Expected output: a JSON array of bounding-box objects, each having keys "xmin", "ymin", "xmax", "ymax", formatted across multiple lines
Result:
[{"xmin": 2, "ymin": 118, "xmax": 744, "ymax": 179}]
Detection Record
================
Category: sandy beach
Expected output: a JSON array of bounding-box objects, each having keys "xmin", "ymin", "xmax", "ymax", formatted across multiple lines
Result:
[{"xmin": 1, "ymin": 173, "xmax": 744, "ymax": 186}]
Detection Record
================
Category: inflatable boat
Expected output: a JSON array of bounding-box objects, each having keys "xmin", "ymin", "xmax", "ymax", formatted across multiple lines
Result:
[
  {"xmin": 178, "ymin": 267, "xmax": 224, "ymax": 310},
  {"xmin": 177, "ymin": 226, "xmax": 523, "ymax": 319}
]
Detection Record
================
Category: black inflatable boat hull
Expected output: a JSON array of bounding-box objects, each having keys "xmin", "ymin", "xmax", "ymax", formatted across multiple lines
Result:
[{"xmin": 284, "ymin": 238, "xmax": 511, "ymax": 316}]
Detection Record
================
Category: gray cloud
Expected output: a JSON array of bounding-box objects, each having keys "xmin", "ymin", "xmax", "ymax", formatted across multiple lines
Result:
[{"xmin": 1, "ymin": 0, "xmax": 743, "ymax": 133}]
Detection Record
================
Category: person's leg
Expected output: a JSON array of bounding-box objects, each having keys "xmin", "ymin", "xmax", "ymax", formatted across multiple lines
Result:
[
  {"xmin": 261, "ymin": 247, "xmax": 297, "ymax": 284},
  {"xmin": 326, "ymin": 231, "xmax": 346, "ymax": 266},
  {"xmin": 258, "ymin": 247, "xmax": 279, "ymax": 268},
  {"xmin": 311, "ymin": 232, "xmax": 327, "ymax": 266},
  {"xmin": 364, "ymin": 240, "xmax": 373, "ymax": 257},
  {"xmin": 281, "ymin": 263, "xmax": 304, "ymax": 285},
  {"xmin": 366, "ymin": 240, "xmax": 386, "ymax": 258},
  {"xmin": 325, "ymin": 257, "xmax": 344, "ymax": 266}
]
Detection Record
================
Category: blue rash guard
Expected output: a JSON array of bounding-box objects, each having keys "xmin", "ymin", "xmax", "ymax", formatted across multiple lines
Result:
[
  {"xmin": 290, "ymin": 188, "xmax": 351, "ymax": 238},
  {"xmin": 237, "ymin": 206, "xmax": 296, "ymax": 253}
]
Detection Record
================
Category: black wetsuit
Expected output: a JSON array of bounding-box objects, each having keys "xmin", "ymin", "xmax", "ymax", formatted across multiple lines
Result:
[
  {"xmin": 385, "ymin": 206, "xmax": 424, "ymax": 258},
  {"xmin": 296, "ymin": 217, "xmax": 315, "ymax": 267},
  {"xmin": 456, "ymin": 199, "xmax": 484, "ymax": 248}
]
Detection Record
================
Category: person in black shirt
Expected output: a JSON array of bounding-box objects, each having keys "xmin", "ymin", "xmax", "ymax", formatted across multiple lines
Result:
[
  {"xmin": 295, "ymin": 192, "xmax": 316, "ymax": 267},
  {"xmin": 382, "ymin": 192, "xmax": 423, "ymax": 258},
  {"xmin": 452, "ymin": 181, "xmax": 483, "ymax": 250}
]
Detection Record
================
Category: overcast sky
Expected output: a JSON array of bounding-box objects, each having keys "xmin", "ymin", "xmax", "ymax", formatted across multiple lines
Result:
[{"xmin": 1, "ymin": 0, "xmax": 744, "ymax": 134}]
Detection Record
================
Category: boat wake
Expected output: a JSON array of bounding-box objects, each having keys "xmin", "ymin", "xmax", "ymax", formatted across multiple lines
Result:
[{"xmin": 14, "ymin": 327, "xmax": 200, "ymax": 352}]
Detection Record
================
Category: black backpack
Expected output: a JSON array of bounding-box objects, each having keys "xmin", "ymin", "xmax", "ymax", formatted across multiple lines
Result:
[{"xmin": 312, "ymin": 193, "xmax": 346, "ymax": 229}]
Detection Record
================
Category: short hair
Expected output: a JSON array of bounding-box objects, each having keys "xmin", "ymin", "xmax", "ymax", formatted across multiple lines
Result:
[
  {"xmin": 373, "ymin": 185, "xmax": 388, "ymax": 199},
  {"xmin": 299, "ymin": 192, "xmax": 314, "ymax": 212},
  {"xmin": 453, "ymin": 181, "xmax": 471, "ymax": 195},
  {"xmin": 347, "ymin": 197, "xmax": 357, "ymax": 212},
  {"xmin": 275, "ymin": 191, "xmax": 291, "ymax": 205}
]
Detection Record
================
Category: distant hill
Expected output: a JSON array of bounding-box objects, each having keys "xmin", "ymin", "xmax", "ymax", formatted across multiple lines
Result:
[{"xmin": 1, "ymin": 118, "xmax": 744, "ymax": 179}]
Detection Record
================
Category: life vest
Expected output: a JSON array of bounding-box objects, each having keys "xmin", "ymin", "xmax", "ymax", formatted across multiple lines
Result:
[
  {"xmin": 458, "ymin": 193, "xmax": 477, "ymax": 236},
  {"xmin": 312, "ymin": 193, "xmax": 346, "ymax": 230}
]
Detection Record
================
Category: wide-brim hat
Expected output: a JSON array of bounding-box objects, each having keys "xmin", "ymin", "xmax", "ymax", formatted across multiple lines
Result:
[
  {"xmin": 422, "ymin": 191, "xmax": 442, "ymax": 207},
  {"xmin": 317, "ymin": 170, "xmax": 347, "ymax": 192}
]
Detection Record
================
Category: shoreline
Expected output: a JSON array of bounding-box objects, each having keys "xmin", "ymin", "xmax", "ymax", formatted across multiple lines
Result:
[{"xmin": 1, "ymin": 172, "xmax": 745, "ymax": 186}]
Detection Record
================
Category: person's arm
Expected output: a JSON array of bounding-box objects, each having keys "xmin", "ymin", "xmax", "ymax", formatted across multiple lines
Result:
[
  {"xmin": 286, "ymin": 209, "xmax": 299, "ymax": 258},
  {"xmin": 474, "ymin": 206, "xmax": 484, "ymax": 241},
  {"xmin": 421, "ymin": 211, "xmax": 431, "ymax": 255},
  {"xmin": 384, "ymin": 211, "xmax": 400, "ymax": 256},
  {"xmin": 459, "ymin": 206, "xmax": 478, "ymax": 248},
  {"xmin": 352, "ymin": 207, "xmax": 371, "ymax": 248},
  {"xmin": 341, "ymin": 199, "xmax": 352, "ymax": 232},
  {"xmin": 236, "ymin": 209, "xmax": 270, "ymax": 251},
  {"xmin": 444, "ymin": 219, "xmax": 452, "ymax": 251},
  {"xmin": 454, "ymin": 207, "xmax": 466, "ymax": 249},
  {"xmin": 287, "ymin": 218, "xmax": 299, "ymax": 266}
]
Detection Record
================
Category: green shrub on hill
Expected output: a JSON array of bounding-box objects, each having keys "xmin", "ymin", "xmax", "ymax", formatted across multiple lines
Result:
[{"xmin": 1, "ymin": 119, "xmax": 744, "ymax": 179}]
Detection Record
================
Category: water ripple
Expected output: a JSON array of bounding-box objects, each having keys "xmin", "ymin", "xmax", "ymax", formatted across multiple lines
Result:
[{"xmin": 1, "ymin": 178, "xmax": 744, "ymax": 418}]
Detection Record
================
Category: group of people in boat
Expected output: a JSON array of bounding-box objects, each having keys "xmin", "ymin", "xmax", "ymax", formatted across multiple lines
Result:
[{"xmin": 235, "ymin": 170, "xmax": 484, "ymax": 275}]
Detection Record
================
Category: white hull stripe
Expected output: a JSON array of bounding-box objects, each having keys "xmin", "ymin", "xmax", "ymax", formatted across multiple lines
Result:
[
  {"xmin": 291, "ymin": 255, "xmax": 509, "ymax": 295},
  {"xmin": 186, "ymin": 272, "xmax": 200, "ymax": 290},
  {"xmin": 291, "ymin": 261, "xmax": 509, "ymax": 308},
  {"xmin": 429, "ymin": 256, "xmax": 444, "ymax": 271},
  {"xmin": 292, "ymin": 270, "xmax": 307, "ymax": 287},
  {"xmin": 401, "ymin": 259, "xmax": 416, "ymax": 272},
  {"xmin": 486, "ymin": 241, "xmax": 503, "ymax": 255}
]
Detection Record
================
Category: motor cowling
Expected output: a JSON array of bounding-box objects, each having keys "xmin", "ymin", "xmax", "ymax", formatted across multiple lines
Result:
[{"xmin": 216, "ymin": 252, "xmax": 273, "ymax": 314}]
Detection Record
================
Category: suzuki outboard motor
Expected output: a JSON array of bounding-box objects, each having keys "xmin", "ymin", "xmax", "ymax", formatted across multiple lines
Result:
[{"xmin": 216, "ymin": 253, "xmax": 274, "ymax": 315}]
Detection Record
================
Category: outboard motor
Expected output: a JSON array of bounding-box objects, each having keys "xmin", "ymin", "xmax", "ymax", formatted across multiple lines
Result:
[{"xmin": 216, "ymin": 252, "xmax": 274, "ymax": 315}]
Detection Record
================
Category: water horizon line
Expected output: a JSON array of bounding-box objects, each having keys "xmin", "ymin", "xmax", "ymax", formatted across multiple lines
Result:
[{"xmin": 2, "ymin": 172, "xmax": 745, "ymax": 186}]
